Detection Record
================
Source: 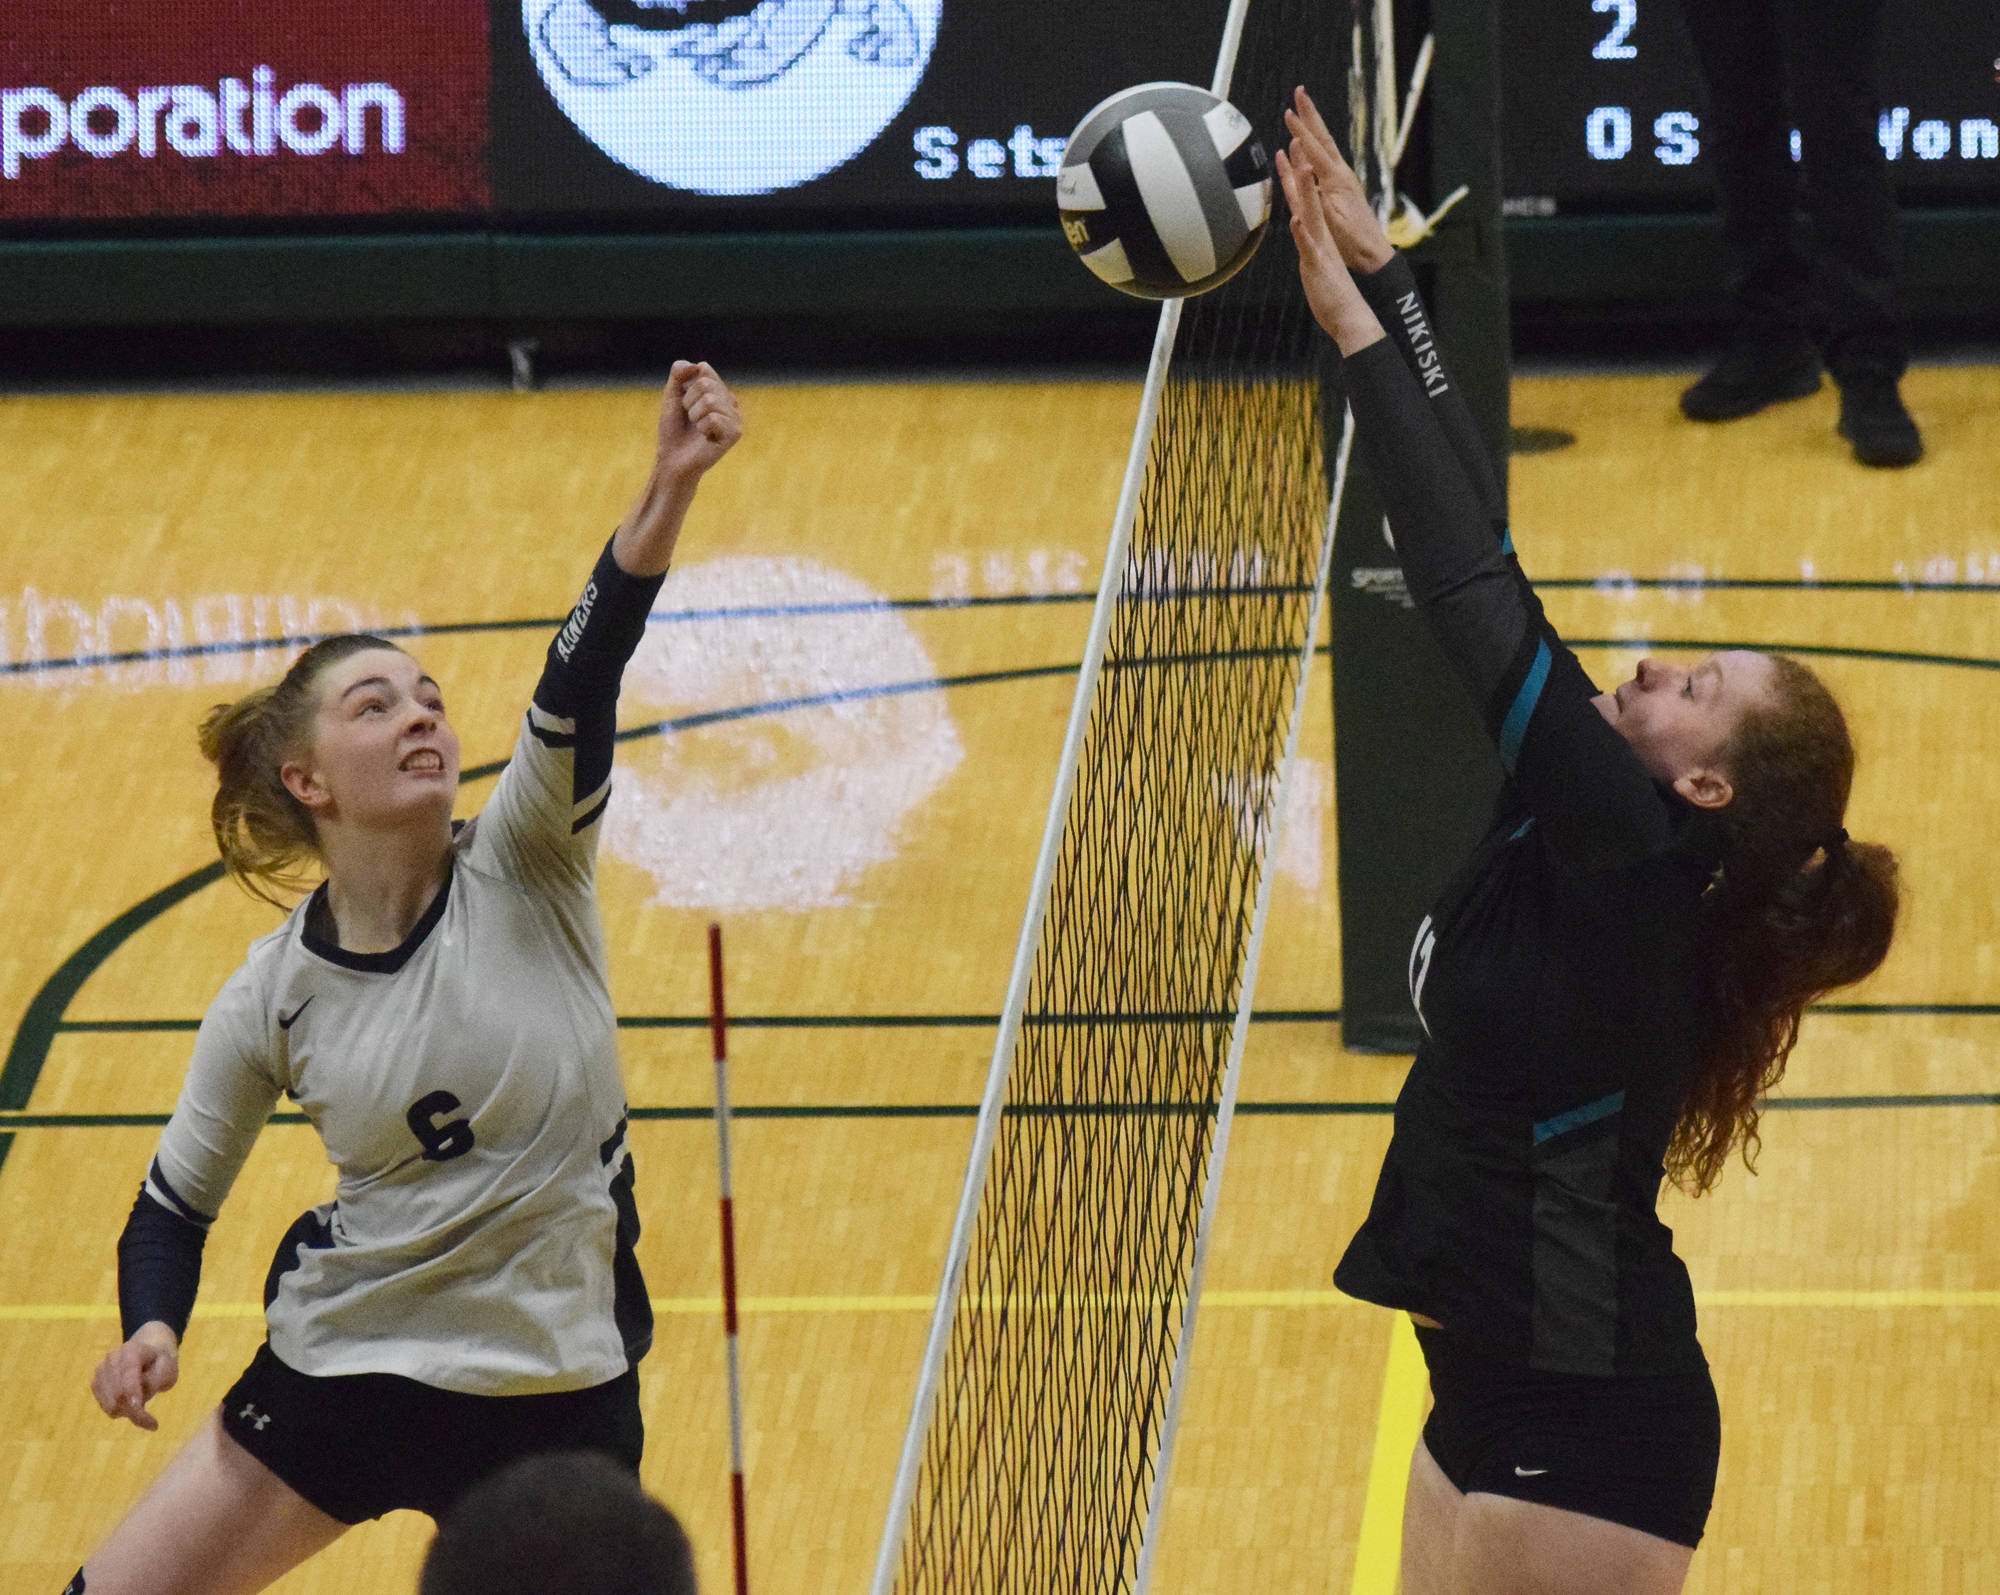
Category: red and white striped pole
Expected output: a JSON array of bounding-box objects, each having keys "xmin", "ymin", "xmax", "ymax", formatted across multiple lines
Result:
[{"xmin": 707, "ymin": 922, "xmax": 749, "ymax": 1595}]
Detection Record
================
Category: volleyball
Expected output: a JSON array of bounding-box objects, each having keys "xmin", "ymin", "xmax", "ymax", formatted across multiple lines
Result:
[{"xmin": 1056, "ymin": 82, "xmax": 1273, "ymax": 300}]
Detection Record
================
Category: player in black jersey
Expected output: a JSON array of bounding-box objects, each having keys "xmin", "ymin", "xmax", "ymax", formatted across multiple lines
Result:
[
  {"xmin": 67, "ymin": 363, "xmax": 742, "ymax": 1595},
  {"xmin": 1277, "ymin": 91, "xmax": 1899, "ymax": 1594}
]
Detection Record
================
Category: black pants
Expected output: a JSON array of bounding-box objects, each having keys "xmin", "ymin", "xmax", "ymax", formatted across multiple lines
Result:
[
  {"xmin": 1414, "ymin": 1326, "xmax": 1721, "ymax": 1549},
  {"xmin": 220, "ymin": 1343, "xmax": 644, "ymax": 1525},
  {"xmin": 1679, "ymin": 0, "xmax": 1905, "ymax": 379}
]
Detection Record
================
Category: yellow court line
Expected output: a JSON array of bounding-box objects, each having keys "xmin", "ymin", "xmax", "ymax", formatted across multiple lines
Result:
[
  {"xmin": 1696, "ymin": 1289, "xmax": 2000, "ymax": 1308},
  {"xmin": 5, "ymin": 1288, "xmax": 2000, "ymax": 1323},
  {"xmin": 1348, "ymin": 1313, "xmax": 1427, "ymax": 1595}
]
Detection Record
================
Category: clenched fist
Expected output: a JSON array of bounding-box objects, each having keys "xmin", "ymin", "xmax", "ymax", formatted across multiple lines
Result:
[{"xmin": 91, "ymin": 1321, "xmax": 180, "ymax": 1432}]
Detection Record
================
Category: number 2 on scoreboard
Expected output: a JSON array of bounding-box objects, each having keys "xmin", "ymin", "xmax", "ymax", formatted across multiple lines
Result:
[{"xmin": 1592, "ymin": 0, "xmax": 1639, "ymax": 60}]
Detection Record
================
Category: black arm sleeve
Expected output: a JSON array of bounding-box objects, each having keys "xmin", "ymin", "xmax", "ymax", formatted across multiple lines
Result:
[
  {"xmin": 118, "ymin": 1189, "xmax": 207, "ymax": 1341},
  {"xmin": 535, "ymin": 536, "xmax": 669, "ymax": 814},
  {"xmin": 1340, "ymin": 338, "xmax": 1674, "ymax": 871},
  {"xmin": 1351, "ymin": 253, "xmax": 1506, "ymax": 536}
]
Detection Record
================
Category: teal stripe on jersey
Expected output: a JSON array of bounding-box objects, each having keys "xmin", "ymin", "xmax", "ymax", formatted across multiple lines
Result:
[
  {"xmin": 1533, "ymin": 1089, "xmax": 1626, "ymax": 1145},
  {"xmin": 1498, "ymin": 639, "xmax": 1552, "ymax": 772}
]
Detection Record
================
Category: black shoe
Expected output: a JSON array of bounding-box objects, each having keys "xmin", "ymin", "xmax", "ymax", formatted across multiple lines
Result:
[
  {"xmin": 1836, "ymin": 374, "xmax": 1924, "ymax": 468},
  {"xmin": 1680, "ymin": 338, "xmax": 1823, "ymax": 421}
]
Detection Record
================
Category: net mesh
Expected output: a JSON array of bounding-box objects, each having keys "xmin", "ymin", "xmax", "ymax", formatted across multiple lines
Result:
[{"xmin": 888, "ymin": 5, "xmax": 1346, "ymax": 1593}]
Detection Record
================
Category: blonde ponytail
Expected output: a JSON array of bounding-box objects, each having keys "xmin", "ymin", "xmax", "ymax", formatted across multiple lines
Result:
[{"xmin": 199, "ymin": 634, "xmax": 403, "ymax": 907}]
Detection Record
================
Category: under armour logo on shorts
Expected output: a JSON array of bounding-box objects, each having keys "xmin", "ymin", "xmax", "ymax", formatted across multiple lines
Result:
[{"xmin": 238, "ymin": 1402, "xmax": 273, "ymax": 1431}]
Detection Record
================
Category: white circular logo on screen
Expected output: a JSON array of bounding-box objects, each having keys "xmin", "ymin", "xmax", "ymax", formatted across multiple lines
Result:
[{"xmin": 525, "ymin": 0, "xmax": 941, "ymax": 195}]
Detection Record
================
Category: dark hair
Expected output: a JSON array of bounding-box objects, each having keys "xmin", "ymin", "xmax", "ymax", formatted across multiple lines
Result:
[
  {"xmin": 419, "ymin": 1453, "xmax": 697, "ymax": 1595},
  {"xmin": 1671, "ymin": 655, "xmax": 1900, "ymax": 1194},
  {"xmin": 197, "ymin": 634, "xmax": 404, "ymax": 907}
]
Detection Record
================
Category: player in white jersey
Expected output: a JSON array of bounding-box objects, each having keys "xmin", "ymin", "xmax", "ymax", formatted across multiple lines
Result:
[{"xmin": 65, "ymin": 361, "xmax": 743, "ymax": 1595}]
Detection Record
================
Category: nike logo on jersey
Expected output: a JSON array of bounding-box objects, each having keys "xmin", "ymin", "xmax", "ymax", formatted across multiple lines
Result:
[
  {"xmin": 278, "ymin": 997, "xmax": 315, "ymax": 1030},
  {"xmin": 1513, "ymin": 1466, "xmax": 1549, "ymax": 1477}
]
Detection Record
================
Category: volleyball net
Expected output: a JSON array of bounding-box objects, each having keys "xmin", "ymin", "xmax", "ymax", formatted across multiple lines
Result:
[{"xmin": 869, "ymin": 2, "xmax": 1361, "ymax": 1592}]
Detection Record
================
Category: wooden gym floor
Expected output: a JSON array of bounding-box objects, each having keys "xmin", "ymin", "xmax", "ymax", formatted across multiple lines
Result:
[{"xmin": 0, "ymin": 358, "xmax": 1995, "ymax": 1593}]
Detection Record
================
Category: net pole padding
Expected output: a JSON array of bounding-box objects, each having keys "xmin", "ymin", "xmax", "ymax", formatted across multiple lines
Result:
[
  {"xmin": 865, "ymin": 292, "xmax": 1188, "ymax": 1595},
  {"xmin": 708, "ymin": 923, "xmax": 750, "ymax": 1595},
  {"xmin": 1128, "ymin": 406, "xmax": 1358, "ymax": 1595}
]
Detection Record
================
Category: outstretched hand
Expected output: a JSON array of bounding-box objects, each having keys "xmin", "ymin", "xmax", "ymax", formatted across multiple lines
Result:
[
  {"xmin": 655, "ymin": 361, "xmax": 744, "ymax": 486},
  {"xmin": 1283, "ymin": 87, "xmax": 1397, "ymax": 275},
  {"xmin": 1275, "ymin": 137, "xmax": 1386, "ymax": 355},
  {"xmin": 91, "ymin": 1323, "xmax": 180, "ymax": 1431}
]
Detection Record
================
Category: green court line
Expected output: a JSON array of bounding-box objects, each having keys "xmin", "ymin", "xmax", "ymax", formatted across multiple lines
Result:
[
  {"xmin": 3, "ymin": 1091, "xmax": 1995, "ymax": 1133},
  {"xmin": 56, "ymin": 1020, "xmax": 203, "ymax": 1033},
  {"xmin": 10, "ymin": 634, "xmax": 2000, "ymax": 1184},
  {"xmin": 0, "ymin": 863, "xmax": 225, "ymax": 1110},
  {"xmin": 47, "ymin": 1003, "xmax": 2000, "ymax": 1038},
  {"xmin": 1812, "ymin": 1003, "xmax": 2000, "ymax": 1015},
  {"xmin": 55, "ymin": 1009, "xmax": 1346, "ymax": 1036},
  {"xmin": 10, "ymin": 1287, "xmax": 1999, "ymax": 1324}
]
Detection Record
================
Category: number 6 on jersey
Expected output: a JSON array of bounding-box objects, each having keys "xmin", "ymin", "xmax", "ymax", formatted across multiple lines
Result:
[{"xmin": 407, "ymin": 1090, "xmax": 476, "ymax": 1162}]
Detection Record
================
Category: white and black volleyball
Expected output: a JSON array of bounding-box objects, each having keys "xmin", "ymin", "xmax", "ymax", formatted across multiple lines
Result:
[{"xmin": 1057, "ymin": 82, "xmax": 1272, "ymax": 300}]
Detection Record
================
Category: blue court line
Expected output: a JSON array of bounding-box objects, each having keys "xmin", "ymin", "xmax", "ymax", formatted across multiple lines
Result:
[
  {"xmin": 1568, "ymin": 637, "xmax": 2000, "ymax": 672},
  {"xmin": 4, "ymin": 572, "xmax": 1996, "ymax": 681},
  {"xmin": 0, "ymin": 588, "xmax": 1315, "ymax": 682},
  {"xmin": 1541, "ymin": 577, "xmax": 2000, "ymax": 596}
]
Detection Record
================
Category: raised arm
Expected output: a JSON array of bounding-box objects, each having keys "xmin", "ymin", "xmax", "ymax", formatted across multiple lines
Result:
[
  {"xmin": 1284, "ymin": 89, "xmax": 1505, "ymax": 535},
  {"xmin": 1278, "ymin": 129, "xmax": 1675, "ymax": 872},
  {"xmin": 470, "ymin": 364, "xmax": 742, "ymax": 889}
]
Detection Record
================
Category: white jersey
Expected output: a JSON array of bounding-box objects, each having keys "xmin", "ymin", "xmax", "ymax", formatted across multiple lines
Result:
[{"xmin": 142, "ymin": 548, "xmax": 660, "ymax": 1397}]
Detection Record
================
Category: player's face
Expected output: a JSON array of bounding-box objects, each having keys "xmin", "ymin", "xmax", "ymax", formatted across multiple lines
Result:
[
  {"xmin": 293, "ymin": 648, "xmax": 462, "ymax": 829},
  {"xmin": 1592, "ymin": 649, "xmax": 1776, "ymax": 806}
]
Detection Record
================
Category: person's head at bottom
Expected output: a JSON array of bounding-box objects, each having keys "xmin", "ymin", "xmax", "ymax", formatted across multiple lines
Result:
[{"xmin": 419, "ymin": 1452, "xmax": 696, "ymax": 1595}]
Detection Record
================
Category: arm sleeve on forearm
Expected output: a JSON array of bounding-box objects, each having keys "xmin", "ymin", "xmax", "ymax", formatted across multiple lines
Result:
[
  {"xmin": 1344, "ymin": 339, "xmax": 1523, "ymax": 692},
  {"xmin": 534, "ymin": 536, "xmax": 669, "ymax": 810},
  {"xmin": 1341, "ymin": 339, "xmax": 1673, "ymax": 869},
  {"xmin": 117, "ymin": 1183, "xmax": 208, "ymax": 1341},
  {"xmin": 1352, "ymin": 253, "xmax": 1506, "ymax": 535}
]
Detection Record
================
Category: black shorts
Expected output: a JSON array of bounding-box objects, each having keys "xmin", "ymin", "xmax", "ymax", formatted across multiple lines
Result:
[
  {"xmin": 219, "ymin": 1342, "xmax": 644, "ymax": 1525},
  {"xmin": 1414, "ymin": 1325, "xmax": 1720, "ymax": 1548}
]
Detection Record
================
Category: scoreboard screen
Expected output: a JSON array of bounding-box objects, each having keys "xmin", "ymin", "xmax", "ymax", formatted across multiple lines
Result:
[
  {"xmin": 6, "ymin": 2, "xmax": 1992, "ymax": 230},
  {"xmin": 1502, "ymin": 0, "xmax": 2000, "ymax": 211},
  {"xmin": 492, "ymin": 0, "xmax": 1213, "ymax": 222},
  {"xmin": 0, "ymin": 0, "xmax": 1215, "ymax": 227}
]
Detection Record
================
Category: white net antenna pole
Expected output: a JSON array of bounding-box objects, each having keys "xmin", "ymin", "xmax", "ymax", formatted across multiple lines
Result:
[
  {"xmin": 865, "ymin": 290, "xmax": 1187, "ymax": 1595},
  {"xmin": 1208, "ymin": 0, "xmax": 1254, "ymax": 96}
]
